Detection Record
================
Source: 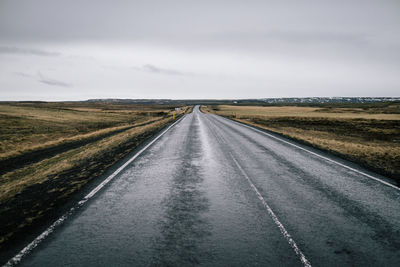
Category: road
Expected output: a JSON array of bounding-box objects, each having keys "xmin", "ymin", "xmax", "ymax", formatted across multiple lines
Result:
[{"xmin": 9, "ymin": 106, "xmax": 400, "ymax": 266}]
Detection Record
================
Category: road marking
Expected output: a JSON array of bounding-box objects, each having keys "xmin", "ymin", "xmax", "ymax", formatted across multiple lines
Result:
[
  {"xmin": 3, "ymin": 115, "xmax": 186, "ymax": 267},
  {"xmin": 230, "ymin": 154, "xmax": 312, "ymax": 267},
  {"xmin": 216, "ymin": 115, "xmax": 399, "ymax": 192}
]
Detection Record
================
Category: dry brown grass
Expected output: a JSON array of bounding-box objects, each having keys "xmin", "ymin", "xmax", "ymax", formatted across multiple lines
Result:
[
  {"xmin": 0, "ymin": 103, "xmax": 174, "ymax": 159},
  {"xmin": 0, "ymin": 117, "xmax": 174, "ymax": 202},
  {"xmin": 213, "ymin": 105, "xmax": 400, "ymax": 120},
  {"xmin": 0, "ymin": 102, "xmax": 189, "ymax": 248},
  {"xmin": 203, "ymin": 104, "xmax": 400, "ymax": 182},
  {"xmin": 0, "ymin": 103, "xmax": 187, "ymax": 199}
]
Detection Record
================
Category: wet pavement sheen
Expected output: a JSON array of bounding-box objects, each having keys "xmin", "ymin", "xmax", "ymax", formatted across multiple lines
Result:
[{"xmin": 18, "ymin": 106, "xmax": 400, "ymax": 266}]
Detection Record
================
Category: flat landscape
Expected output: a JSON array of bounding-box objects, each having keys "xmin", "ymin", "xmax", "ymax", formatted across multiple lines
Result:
[
  {"xmin": 4, "ymin": 106, "xmax": 399, "ymax": 267},
  {"xmin": 202, "ymin": 103, "xmax": 400, "ymax": 183},
  {"xmin": 0, "ymin": 102, "xmax": 190, "ymax": 250},
  {"xmin": 2, "ymin": 1, "xmax": 400, "ymax": 266}
]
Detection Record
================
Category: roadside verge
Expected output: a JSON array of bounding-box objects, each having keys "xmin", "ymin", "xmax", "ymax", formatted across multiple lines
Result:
[
  {"xmin": 0, "ymin": 111, "xmax": 188, "ymax": 256},
  {"xmin": 200, "ymin": 105, "xmax": 399, "ymax": 186}
]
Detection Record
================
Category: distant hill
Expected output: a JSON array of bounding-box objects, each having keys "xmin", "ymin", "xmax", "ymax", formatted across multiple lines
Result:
[
  {"xmin": 2, "ymin": 97, "xmax": 398, "ymax": 106},
  {"xmin": 85, "ymin": 97, "xmax": 400, "ymax": 106}
]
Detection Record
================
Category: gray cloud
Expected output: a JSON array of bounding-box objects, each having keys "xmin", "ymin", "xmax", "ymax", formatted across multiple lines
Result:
[
  {"xmin": 13, "ymin": 71, "xmax": 71, "ymax": 87},
  {"xmin": 12, "ymin": 70, "xmax": 72, "ymax": 87},
  {"xmin": 0, "ymin": 46, "xmax": 60, "ymax": 56},
  {"xmin": 133, "ymin": 64, "xmax": 189, "ymax": 76},
  {"xmin": 13, "ymin": 71, "xmax": 33, "ymax": 78},
  {"xmin": 0, "ymin": 0, "xmax": 399, "ymax": 100},
  {"xmin": 38, "ymin": 72, "xmax": 72, "ymax": 87},
  {"xmin": 39, "ymin": 78, "xmax": 71, "ymax": 87}
]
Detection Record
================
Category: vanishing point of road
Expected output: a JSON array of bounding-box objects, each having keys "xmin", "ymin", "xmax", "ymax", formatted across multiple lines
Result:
[{"xmin": 8, "ymin": 106, "xmax": 400, "ymax": 266}]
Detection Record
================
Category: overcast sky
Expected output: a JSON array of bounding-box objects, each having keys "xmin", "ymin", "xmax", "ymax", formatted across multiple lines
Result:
[{"xmin": 0, "ymin": 0, "xmax": 399, "ymax": 100}]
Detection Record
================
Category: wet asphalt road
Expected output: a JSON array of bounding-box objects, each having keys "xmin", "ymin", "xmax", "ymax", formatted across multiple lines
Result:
[{"xmin": 15, "ymin": 106, "xmax": 400, "ymax": 266}]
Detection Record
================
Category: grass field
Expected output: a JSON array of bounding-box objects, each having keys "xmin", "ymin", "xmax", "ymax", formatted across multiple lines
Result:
[
  {"xmin": 0, "ymin": 102, "xmax": 175, "ymax": 159},
  {"xmin": 202, "ymin": 104, "xmax": 400, "ymax": 183},
  {"xmin": 0, "ymin": 102, "xmax": 191, "ymax": 248}
]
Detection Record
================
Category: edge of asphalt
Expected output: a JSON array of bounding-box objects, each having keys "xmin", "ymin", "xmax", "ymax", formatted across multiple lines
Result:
[
  {"xmin": 1, "ymin": 114, "xmax": 188, "ymax": 267},
  {"xmin": 198, "ymin": 107, "xmax": 399, "ymax": 190},
  {"xmin": 213, "ymin": 113, "xmax": 399, "ymax": 191}
]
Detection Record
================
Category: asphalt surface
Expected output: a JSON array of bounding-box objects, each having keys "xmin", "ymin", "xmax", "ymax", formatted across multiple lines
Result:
[{"xmin": 11, "ymin": 106, "xmax": 400, "ymax": 266}]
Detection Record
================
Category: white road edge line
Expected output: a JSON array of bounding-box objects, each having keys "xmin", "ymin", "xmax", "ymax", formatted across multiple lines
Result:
[
  {"xmin": 3, "ymin": 115, "xmax": 186, "ymax": 267},
  {"xmin": 230, "ymin": 154, "xmax": 312, "ymax": 267},
  {"xmin": 218, "ymin": 115, "xmax": 399, "ymax": 191}
]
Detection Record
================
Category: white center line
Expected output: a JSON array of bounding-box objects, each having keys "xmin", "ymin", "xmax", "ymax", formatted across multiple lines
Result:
[{"xmin": 230, "ymin": 153, "xmax": 312, "ymax": 267}]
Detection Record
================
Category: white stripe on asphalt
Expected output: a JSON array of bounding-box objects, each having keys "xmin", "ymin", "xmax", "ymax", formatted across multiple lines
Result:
[
  {"xmin": 216, "ymin": 115, "xmax": 399, "ymax": 192},
  {"xmin": 4, "ymin": 115, "xmax": 186, "ymax": 267},
  {"xmin": 230, "ymin": 154, "xmax": 312, "ymax": 267}
]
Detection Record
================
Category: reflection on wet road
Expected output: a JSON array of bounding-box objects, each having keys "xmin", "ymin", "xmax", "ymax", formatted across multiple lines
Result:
[{"xmin": 15, "ymin": 106, "xmax": 400, "ymax": 266}]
